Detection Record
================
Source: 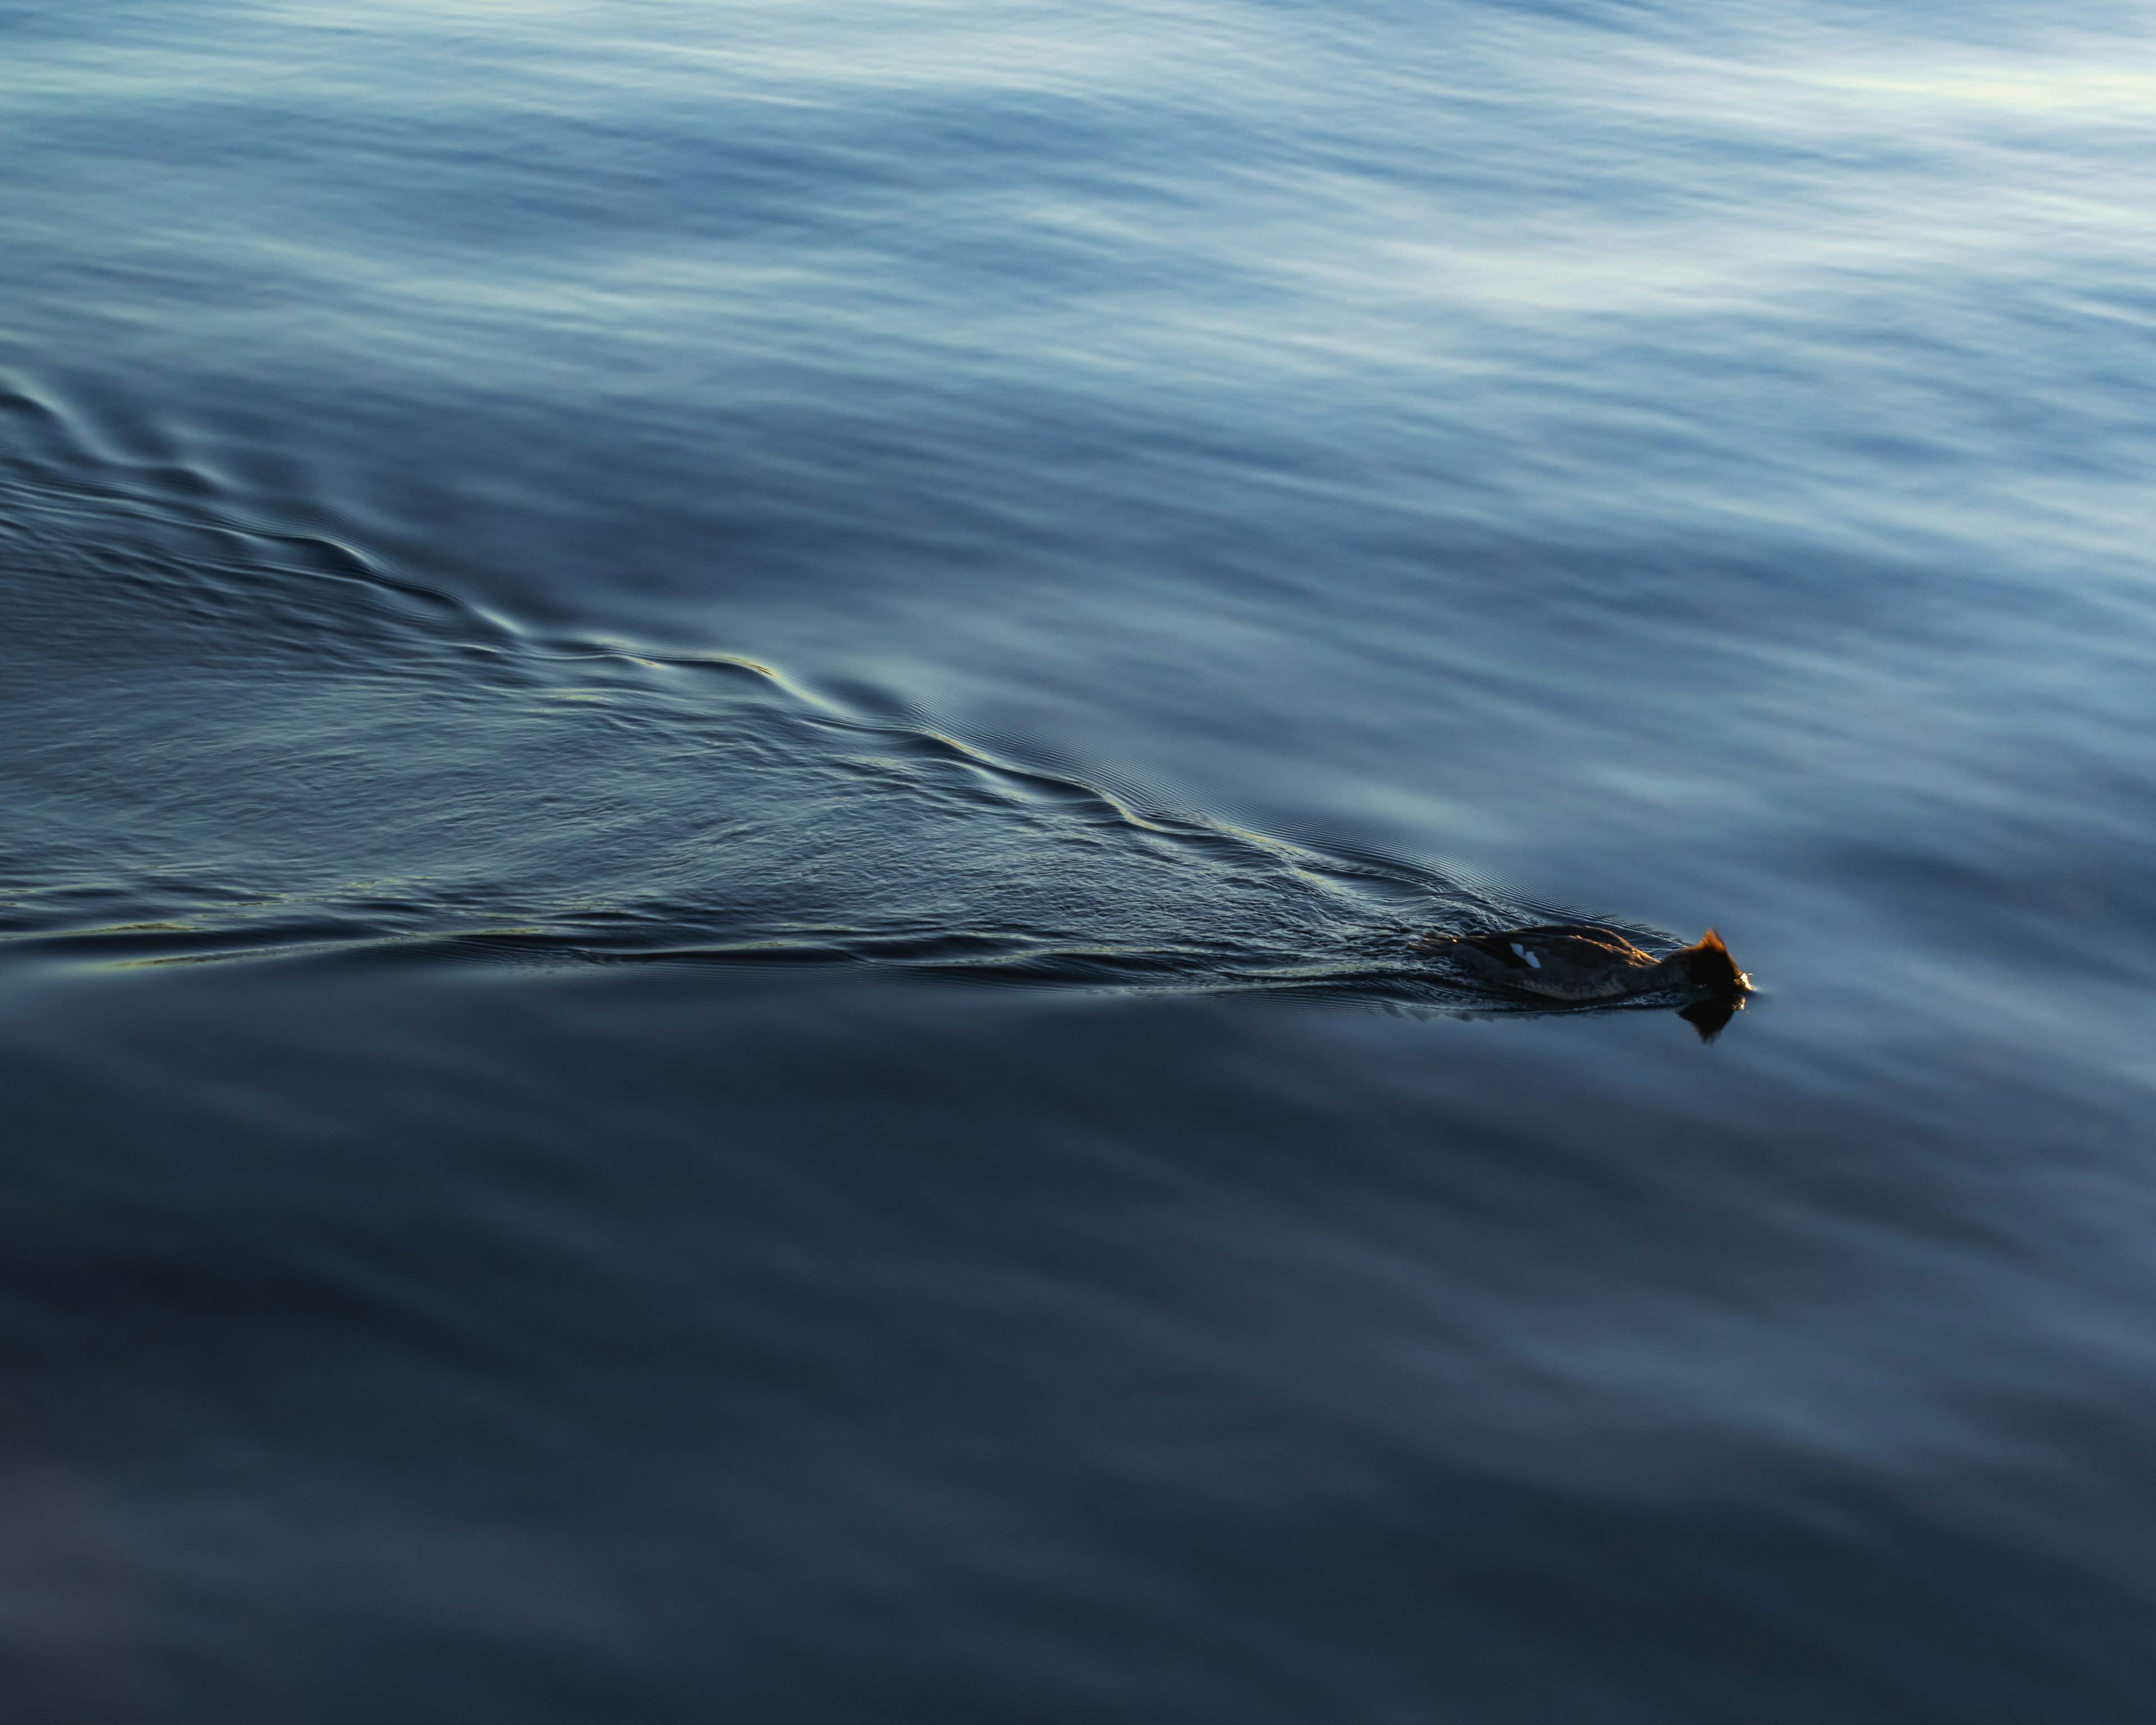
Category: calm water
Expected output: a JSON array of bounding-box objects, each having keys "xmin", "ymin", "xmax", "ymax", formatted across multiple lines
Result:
[{"xmin": 4, "ymin": 1, "xmax": 2155, "ymax": 1717}]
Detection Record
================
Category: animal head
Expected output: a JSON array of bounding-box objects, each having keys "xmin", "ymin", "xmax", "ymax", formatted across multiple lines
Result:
[{"xmin": 1676, "ymin": 929, "xmax": 1747, "ymax": 994}]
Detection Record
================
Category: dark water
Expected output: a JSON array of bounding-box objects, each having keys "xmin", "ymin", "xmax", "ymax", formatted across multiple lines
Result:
[{"xmin": 4, "ymin": 1, "xmax": 2155, "ymax": 1717}]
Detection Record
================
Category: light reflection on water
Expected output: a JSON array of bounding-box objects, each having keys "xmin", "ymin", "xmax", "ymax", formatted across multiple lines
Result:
[{"xmin": 2, "ymin": 0, "xmax": 2154, "ymax": 1715}]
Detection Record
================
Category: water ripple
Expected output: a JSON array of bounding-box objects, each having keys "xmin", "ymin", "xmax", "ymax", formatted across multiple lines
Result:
[{"xmin": 0, "ymin": 433, "xmax": 1666, "ymax": 1015}]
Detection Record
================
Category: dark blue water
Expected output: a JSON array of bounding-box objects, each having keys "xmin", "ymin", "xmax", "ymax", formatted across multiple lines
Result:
[{"xmin": 4, "ymin": 2, "xmax": 2154, "ymax": 1717}]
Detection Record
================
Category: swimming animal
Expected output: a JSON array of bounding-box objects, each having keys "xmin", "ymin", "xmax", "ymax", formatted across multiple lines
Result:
[
  {"xmin": 1422, "ymin": 924, "xmax": 1743, "ymax": 1000},
  {"xmin": 1417, "ymin": 924, "xmax": 1750, "ymax": 1039}
]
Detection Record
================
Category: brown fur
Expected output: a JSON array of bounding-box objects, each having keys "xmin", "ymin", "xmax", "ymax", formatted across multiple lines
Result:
[{"xmin": 1677, "ymin": 929, "xmax": 1745, "ymax": 992}]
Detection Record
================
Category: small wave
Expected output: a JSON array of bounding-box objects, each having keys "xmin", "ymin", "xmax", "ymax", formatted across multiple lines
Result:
[{"xmin": 0, "ymin": 410, "xmax": 1682, "ymax": 1019}]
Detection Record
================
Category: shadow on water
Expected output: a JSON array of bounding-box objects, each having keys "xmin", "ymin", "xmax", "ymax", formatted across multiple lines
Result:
[{"xmin": 0, "ymin": 380, "xmax": 1737, "ymax": 1037}]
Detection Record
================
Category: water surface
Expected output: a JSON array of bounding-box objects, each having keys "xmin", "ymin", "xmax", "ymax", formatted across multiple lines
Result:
[{"xmin": 3, "ymin": 0, "xmax": 2154, "ymax": 1717}]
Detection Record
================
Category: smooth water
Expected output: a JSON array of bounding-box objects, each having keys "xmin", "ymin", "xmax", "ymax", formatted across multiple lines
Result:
[{"xmin": 3, "ymin": 2, "xmax": 2154, "ymax": 1718}]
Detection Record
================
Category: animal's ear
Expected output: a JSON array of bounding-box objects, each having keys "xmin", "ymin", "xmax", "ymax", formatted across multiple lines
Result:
[{"xmin": 1679, "ymin": 929, "xmax": 1744, "ymax": 992}]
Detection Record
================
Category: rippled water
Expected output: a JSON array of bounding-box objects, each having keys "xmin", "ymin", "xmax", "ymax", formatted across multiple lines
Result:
[
  {"xmin": 4, "ymin": 1, "xmax": 2154, "ymax": 1718},
  {"xmin": 0, "ymin": 410, "xmax": 1607, "ymax": 1000}
]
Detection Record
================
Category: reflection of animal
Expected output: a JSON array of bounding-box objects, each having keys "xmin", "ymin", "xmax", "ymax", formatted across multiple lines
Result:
[{"xmin": 1419, "ymin": 925, "xmax": 1747, "ymax": 1004}]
